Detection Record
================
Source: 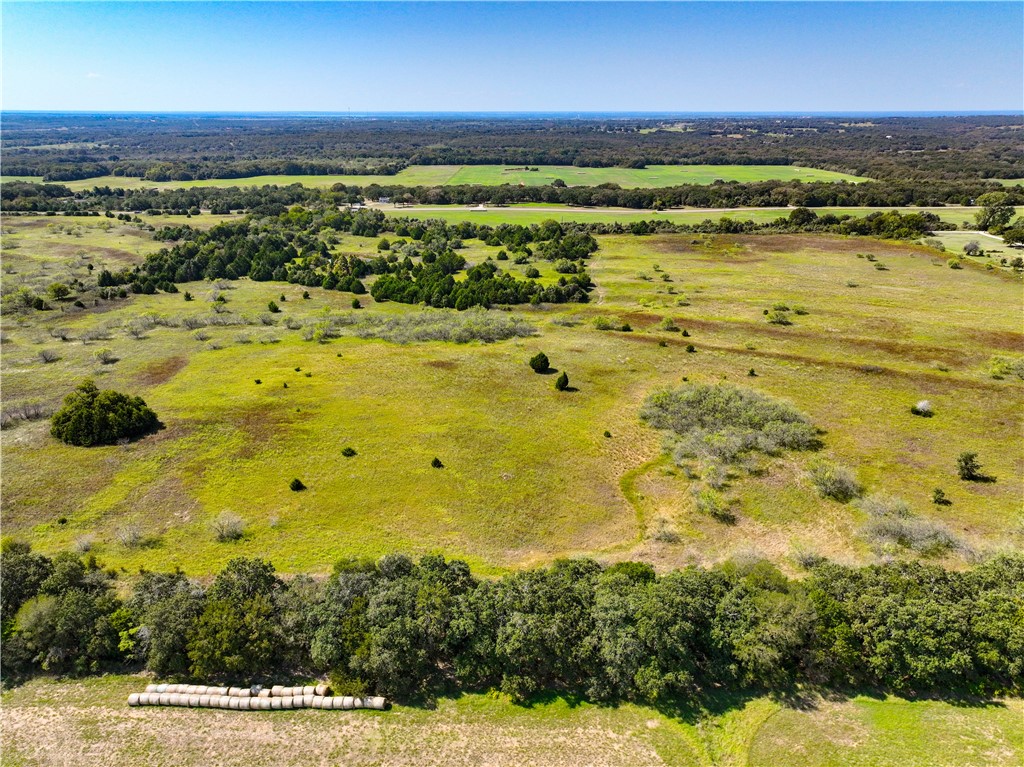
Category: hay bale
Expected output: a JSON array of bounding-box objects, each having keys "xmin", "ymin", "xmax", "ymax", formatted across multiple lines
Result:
[
  {"xmin": 144, "ymin": 684, "xmax": 158, "ymax": 693},
  {"xmin": 184, "ymin": 685, "xmax": 195, "ymax": 695},
  {"xmin": 271, "ymin": 685, "xmax": 284, "ymax": 697},
  {"xmin": 128, "ymin": 693, "xmax": 141, "ymax": 707},
  {"xmin": 320, "ymin": 696, "xmax": 334, "ymax": 710},
  {"xmin": 365, "ymin": 696, "xmax": 388, "ymax": 710},
  {"xmin": 159, "ymin": 693, "xmax": 172, "ymax": 706},
  {"xmin": 352, "ymin": 697, "xmax": 363, "ymax": 709},
  {"xmin": 239, "ymin": 698, "xmax": 252, "ymax": 710},
  {"xmin": 270, "ymin": 697, "xmax": 283, "ymax": 710},
  {"xmin": 199, "ymin": 695, "xmax": 211, "ymax": 707},
  {"xmin": 155, "ymin": 684, "xmax": 167, "ymax": 693},
  {"xmin": 302, "ymin": 685, "xmax": 315, "ymax": 696},
  {"xmin": 314, "ymin": 684, "xmax": 330, "ymax": 697},
  {"xmin": 187, "ymin": 694, "xmax": 199, "ymax": 707},
  {"xmin": 340, "ymin": 696, "xmax": 354, "ymax": 710},
  {"xmin": 258, "ymin": 688, "xmax": 271, "ymax": 698},
  {"xmin": 258, "ymin": 698, "xmax": 272, "ymax": 711},
  {"xmin": 300, "ymin": 694, "xmax": 312, "ymax": 707},
  {"xmin": 218, "ymin": 696, "xmax": 233, "ymax": 709},
  {"xmin": 311, "ymin": 696, "xmax": 324, "ymax": 709}
]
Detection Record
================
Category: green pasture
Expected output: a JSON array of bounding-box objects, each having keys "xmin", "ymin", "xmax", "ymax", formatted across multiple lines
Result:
[
  {"xmin": 2, "ymin": 216, "xmax": 1021, "ymax": 576},
  {"xmin": 2, "ymin": 675, "xmax": 1020, "ymax": 767},
  {"xmin": 2, "ymin": 163, "xmax": 869, "ymax": 192}
]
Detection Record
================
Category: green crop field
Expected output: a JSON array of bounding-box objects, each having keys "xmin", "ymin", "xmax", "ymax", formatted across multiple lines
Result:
[
  {"xmin": 3, "ymin": 215, "xmax": 1022, "ymax": 577},
  {"xmin": 2, "ymin": 163, "xmax": 870, "ymax": 192},
  {"xmin": 2, "ymin": 675, "xmax": 1020, "ymax": 767},
  {"xmin": 379, "ymin": 203, "xmax": 1008, "ymax": 228}
]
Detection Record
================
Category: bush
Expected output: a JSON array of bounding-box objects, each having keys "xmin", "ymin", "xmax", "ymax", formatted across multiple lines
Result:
[
  {"xmin": 94, "ymin": 348, "xmax": 118, "ymax": 365},
  {"xmin": 50, "ymin": 379, "xmax": 160, "ymax": 447},
  {"xmin": 290, "ymin": 478, "xmax": 306, "ymax": 492},
  {"xmin": 211, "ymin": 512, "xmax": 245, "ymax": 542},
  {"xmin": 808, "ymin": 460, "xmax": 862, "ymax": 502},
  {"xmin": 341, "ymin": 447, "xmax": 357, "ymax": 457},
  {"xmin": 910, "ymin": 400, "xmax": 933, "ymax": 417},
  {"xmin": 692, "ymin": 486, "xmax": 735, "ymax": 523},
  {"xmin": 932, "ymin": 488, "xmax": 951, "ymax": 506},
  {"xmin": 641, "ymin": 383, "xmax": 819, "ymax": 467},
  {"xmin": 352, "ymin": 299, "xmax": 362, "ymax": 309},
  {"xmin": 957, "ymin": 452, "xmax": 984, "ymax": 481},
  {"xmin": 524, "ymin": 267, "xmax": 541, "ymax": 279},
  {"xmin": 593, "ymin": 316, "xmax": 614, "ymax": 331},
  {"xmin": 431, "ymin": 457, "xmax": 444, "ymax": 469},
  {"xmin": 554, "ymin": 371, "xmax": 569, "ymax": 391},
  {"xmin": 39, "ymin": 349, "xmax": 60, "ymax": 364},
  {"xmin": 268, "ymin": 300, "xmax": 281, "ymax": 313},
  {"xmin": 529, "ymin": 352, "xmax": 550, "ymax": 373},
  {"xmin": 766, "ymin": 310, "xmax": 792, "ymax": 325},
  {"xmin": 685, "ymin": 344, "xmax": 696, "ymax": 353}
]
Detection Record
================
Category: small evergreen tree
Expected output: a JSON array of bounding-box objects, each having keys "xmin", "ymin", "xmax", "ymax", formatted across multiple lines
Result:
[
  {"xmin": 268, "ymin": 300, "xmax": 281, "ymax": 313},
  {"xmin": 957, "ymin": 452, "xmax": 983, "ymax": 481},
  {"xmin": 289, "ymin": 478, "xmax": 306, "ymax": 491},
  {"xmin": 529, "ymin": 352, "xmax": 550, "ymax": 373},
  {"xmin": 555, "ymin": 372, "xmax": 569, "ymax": 391},
  {"xmin": 50, "ymin": 380, "xmax": 160, "ymax": 447},
  {"xmin": 431, "ymin": 457, "xmax": 444, "ymax": 469}
]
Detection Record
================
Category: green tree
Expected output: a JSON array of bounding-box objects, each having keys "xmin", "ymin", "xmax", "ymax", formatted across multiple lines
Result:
[
  {"xmin": 974, "ymin": 192, "xmax": 1015, "ymax": 233},
  {"xmin": 554, "ymin": 371, "xmax": 569, "ymax": 391},
  {"xmin": 50, "ymin": 379, "xmax": 160, "ymax": 447},
  {"xmin": 957, "ymin": 451, "xmax": 984, "ymax": 481},
  {"xmin": 529, "ymin": 352, "xmax": 550, "ymax": 373}
]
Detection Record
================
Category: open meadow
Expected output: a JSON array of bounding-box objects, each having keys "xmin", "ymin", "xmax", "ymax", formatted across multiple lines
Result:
[
  {"xmin": 2, "ymin": 163, "xmax": 870, "ymax": 192},
  {"xmin": 2, "ymin": 675, "xmax": 1021, "ymax": 767},
  {"xmin": 2, "ymin": 214, "xmax": 1021, "ymax": 577}
]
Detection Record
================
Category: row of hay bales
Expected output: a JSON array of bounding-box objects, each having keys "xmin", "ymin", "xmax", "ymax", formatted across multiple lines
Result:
[{"xmin": 128, "ymin": 684, "xmax": 387, "ymax": 710}]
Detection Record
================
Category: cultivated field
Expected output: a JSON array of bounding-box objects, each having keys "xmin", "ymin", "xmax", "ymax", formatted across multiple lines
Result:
[
  {"xmin": 2, "ymin": 675, "xmax": 1020, "ymax": 767},
  {"xmin": 2, "ymin": 215, "xmax": 1021, "ymax": 576},
  {"xmin": 2, "ymin": 163, "xmax": 870, "ymax": 191}
]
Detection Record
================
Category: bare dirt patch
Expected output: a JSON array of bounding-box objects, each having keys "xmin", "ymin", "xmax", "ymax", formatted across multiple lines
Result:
[{"xmin": 137, "ymin": 355, "xmax": 189, "ymax": 387}]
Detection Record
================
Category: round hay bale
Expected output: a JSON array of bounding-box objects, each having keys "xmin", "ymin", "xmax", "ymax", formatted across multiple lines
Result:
[
  {"xmin": 135, "ymin": 693, "xmax": 148, "ymax": 706},
  {"xmin": 270, "ymin": 697, "xmax": 283, "ymax": 710},
  {"xmin": 155, "ymin": 684, "xmax": 168, "ymax": 693},
  {"xmin": 195, "ymin": 685, "xmax": 209, "ymax": 695},
  {"xmin": 302, "ymin": 685, "xmax": 315, "ymax": 696},
  {"xmin": 301, "ymin": 694, "xmax": 313, "ymax": 707},
  {"xmin": 227, "ymin": 687, "xmax": 239, "ymax": 697},
  {"xmin": 258, "ymin": 688, "xmax": 271, "ymax": 698},
  {"xmin": 238, "ymin": 698, "xmax": 252, "ymax": 711},
  {"xmin": 257, "ymin": 698, "xmax": 272, "ymax": 711},
  {"xmin": 214, "ymin": 687, "xmax": 228, "ymax": 697},
  {"xmin": 128, "ymin": 693, "xmax": 141, "ymax": 707},
  {"xmin": 283, "ymin": 696, "xmax": 297, "ymax": 709},
  {"xmin": 165, "ymin": 694, "xmax": 180, "ymax": 706},
  {"xmin": 320, "ymin": 696, "xmax": 334, "ymax": 710},
  {"xmin": 314, "ymin": 684, "xmax": 329, "ymax": 697},
  {"xmin": 351, "ymin": 697, "xmax": 362, "ymax": 709},
  {"xmin": 271, "ymin": 685, "xmax": 284, "ymax": 697},
  {"xmin": 366, "ymin": 696, "xmax": 388, "ymax": 710},
  {"xmin": 229, "ymin": 698, "xmax": 241, "ymax": 710},
  {"xmin": 187, "ymin": 695, "xmax": 200, "ymax": 707},
  {"xmin": 341, "ymin": 696, "xmax": 354, "ymax": 710},
  {"xmin": 311, "ymin": 696, "xmax": 324, "ymax": 709},
  {"xmin": 185, "ymin": 685, "xmax": 196, "ymax": 695},
  {"xmin": 218, "ymin": 696, "xmax": 233, "ymax": 709},
  {"xmin": 144, "ymin": 684, "xmax": 158, "ymax": 694},
  {"xmin": 199, "ymin": 695, "xmax": 211, "ymax": 707},
  {"xmin": 159, "ymin": 693, "xmax": 172, "ymax": 706}
]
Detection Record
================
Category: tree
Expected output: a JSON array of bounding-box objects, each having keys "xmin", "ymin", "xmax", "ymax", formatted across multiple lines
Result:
[
  {"xmin": 957, "ymin": 452, "xmax": 984, "ymax": 481},
  {"xmin": 47, "ymin": 282, "xmax": 71, "ymax": 300},
  {"xmin": 554, "ymin": 371, "xmax": 569, "ymax": 391},
  {"xmin": 268, "ymin": 300, "xmax": 281, "ymax": 313},
  {"xmin": 529, "ymin": 352, "xmax": 550, "ymax": 373},
  {"xmin": 0, "ymin": 541, "xmax": 53, "ymax": 626},
  {"xmin": 50, "ymin": 379, "xmax": 160, "ymax": 447},
  {"xmin": 974, "ymin": 192, "xmax": 1014, "ymax": 233}
]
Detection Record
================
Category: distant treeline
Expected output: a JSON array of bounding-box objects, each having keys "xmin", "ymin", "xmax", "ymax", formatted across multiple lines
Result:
[
  {"xmin": 3, "ymin": 113, "xmax": 1022, "ymax": 181},
  {"xmin": 3, "ymin": 542, "xmax": 1021, "ymax": 702},
  {"xmin": 4, "ymin": 178, "xmax": 1019, "ymax": 216}
]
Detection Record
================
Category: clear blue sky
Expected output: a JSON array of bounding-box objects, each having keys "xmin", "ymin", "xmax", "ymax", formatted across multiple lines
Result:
[{"xmin": 3, "ymin": 2, "xmax": 1022, "ymax": 112}]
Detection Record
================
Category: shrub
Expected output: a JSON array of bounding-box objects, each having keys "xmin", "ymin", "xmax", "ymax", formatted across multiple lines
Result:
[
  {"xmin": 183, "ymin": 292, "xmax": 193, "ymax": 301},
  {"xmin": 808, "ymin": 460, "xmax": 862, "ymax": 502},
  {"xmin": 267, "ymin": 300, "xmax": 282, "ymax": 313},
  {"xmin": 352, "ymin": 299, "xmax": 362, "ymax": 309},
  {"xmin": 593, "ymin": 316, "xmax": 614, "ymax": 331},
  {"xmin": 50, "ymin": 379, "xmax": 160, "ymax": 447},
  {"xmin": 289, "ymin": 478, "xmax": 306, "ymax": 491},
  {"xmin": 748, "ymin": 368, "xmax": 757, "ymax": 377},
  {"xmin": 341, "ymin": 447, "xmax": 357, "ymax": 457},
  {"xmin": 39, "ymin": 349, "xmax": 60, "ymax": 363},
  {"xmin": 339, "ymin": 308, "xmax": 535, "ymax": 345},
  {"xmin": 988, "ymin": 355, "xmax": 1024, "ymax": 380},
  {"xmin": 95, "ymin": 348, "xmax": 118, "ymax": 365},
  {"xmin": 861, "ymin": 498, "xmax": 961, "ymax": 555},
  {"xmin": 642, "ymin": 383, "xmax": 818, "ymax": 470},
  {"xmin": 524, "ymin": 267, "xmax": 541, "ymax": 279},
  {"xmin": 431, "ymin": 457, "xmax": 444, "ymax": 469},
  {"xmin": 692, "ymin": 487, "xmax": 735, "ymax": 523},
  {"xmin": 115, "ymin": 524, "xmax": 143, "ymax": 549},
  {"xmin": 932, "ymin": 488, "xmax": 951, "ymax": 506},
  {"xmin": 302, "ymin": 291, "xmax": 311, "ymax": 299},
  {"xmin": 603, "ymin": 430, "xmax": 611, "ymax": 438},
  {"xmin": 910, "ymin": 400, "xmax": 933, "ymax": 417},
  {"xmin": 766, "ymin": 310, "xmax": 792, "ymax": 325},
  {"xmin": 529, "ymin": 352, "xmax": 550, "ymax": 373},
  {"xmin": 957, "ymin": 452, "xmax": 984, "ymax": 481},
  {"xmin": 554, "ymin": 371, "xmax": 569, "ymax": 391},
  {"xmin": 685, "ymin": 344, "xmax": 696, "ymax": 353},
  {"xmin": 681, "ymin": 329, "xmax": 690, "ymax": 337},
  {"xmin": 254, "ymin": 379, "xmax": 262, "ymax": 385},
  {"xmin": 211, "ymin": 512, "xmax": 245, "ymax": 542},
  {"xmin": 659, "ymin": 317, "xmax": 679, "ymax": 332},
  {"xmin": 619, "ymin": 323, "xmax": 632, "ymax": 332},
  {"xmin": 948, "ymin": 258, "xmax": 963, "ymax": 270}
]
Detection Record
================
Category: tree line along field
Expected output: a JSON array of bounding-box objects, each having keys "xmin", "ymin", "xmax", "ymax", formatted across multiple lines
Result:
[
  {"xmin": 1, "ymin": 163, "xmax": 871, "ymax": 191},
  {"xmin": 2, "ymin": 214, "xmax": 1021, "ymax": 576},
  {"xmin": 2, "ymin": 675, "xmax": 1021, "ymax": 767}
]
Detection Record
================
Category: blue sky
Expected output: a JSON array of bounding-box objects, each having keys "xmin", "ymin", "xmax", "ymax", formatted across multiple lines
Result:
[{"xmin": 3, "ymin": 2, "xmax": 1022, "ymax": 112}]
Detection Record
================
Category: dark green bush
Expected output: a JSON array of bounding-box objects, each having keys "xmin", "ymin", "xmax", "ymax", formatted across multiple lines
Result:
[
  {"xmin": 555, "ymin": 371, "xmax": 569, "ymax": 391},
  {"xmin": 290, "ymin": 478, "xmax": 306, "ymax": 491},
  {"xmin": 529, "ymin": 352, "xmax": 550, "ymax": 373},
  {"xmin": 50, "ymin": 379, "xmax": 160, "ymax": 447}
]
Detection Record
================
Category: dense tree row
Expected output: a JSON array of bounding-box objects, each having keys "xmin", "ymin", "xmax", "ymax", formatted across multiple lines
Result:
[
  {"xmin": 3, "ymin": 114, "xmax": 1022, "ymax": 181},
  {"xmin": 3, "ymin": 178, "xmax": 1020, "ymax": 216},
  {"xmin": 2, "ymin": 543, "xmax": 1021, "ymax": 701}
]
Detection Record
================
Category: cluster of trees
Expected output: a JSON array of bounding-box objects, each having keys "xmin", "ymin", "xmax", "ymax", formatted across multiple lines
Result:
[
  {"xmin": 3, "ymin": 545, "xmax": 1021, "ymax": 702},
  {"xmin": 5, "ymin": 178, "xmax": 1021, "ymax": 216},
  {"xmin": 50, "ymin": 380, "xmax": 161, "ymax": 447},
  {"xmin": 4, "ymin": 113, "xmax": 1022, "ymax": 182}
]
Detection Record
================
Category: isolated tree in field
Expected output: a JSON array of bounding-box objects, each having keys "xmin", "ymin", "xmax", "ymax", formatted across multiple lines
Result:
[
  {"xmin": 555, "ymin": 371, "xmax": 569, "ymax": 391},
  {"xmin": 47, "ymin": 283, "xmax": 71, "ymax": 300},
  {"xmin": 268, "ymin": 300, "xmax": 281, "ymax": 313},
  {"xmin": 957, "ymin": 452, "xmax": 984, "ymax": 481},
  {"xmin": 974, "ymin": 192, "xmax": 1015, "ymax": 233},
  {"xmin": 529, "ymin": 352, "xmax": 550, "ymax": 373},
  {"xmin": 963, "ymin": 240, "xmax": 982, "ymax": 257},
  {"xmin": 50, "ymin": 379, "xmax": 160, "ymax": 447}
]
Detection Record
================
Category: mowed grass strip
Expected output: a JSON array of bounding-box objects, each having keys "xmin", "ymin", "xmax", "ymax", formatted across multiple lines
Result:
[{"xmin": 2, "ymin": 675, "xmax": 1019, "ymax": 767}]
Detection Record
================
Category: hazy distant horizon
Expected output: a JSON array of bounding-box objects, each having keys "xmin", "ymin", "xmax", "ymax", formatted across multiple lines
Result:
[{"xmin": 4, "ymin": 110, "xmax": 1022, "ymax": 119}]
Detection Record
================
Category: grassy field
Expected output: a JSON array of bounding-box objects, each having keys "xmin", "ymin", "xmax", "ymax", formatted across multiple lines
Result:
[
  {"xmin": 1, "ymin": 675, "xmax": 1019, "ymax": 767},
  {"xmin": 2, "ymin": 164, "xmax": 870, "ymax": 191},
  {"xmin": 377, "ymin": 203, "xmax": 1011, "ymax": 228},
  {"xmin": 2, "ymin": 215, "xmax": 1022, "ymax": 576}
]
